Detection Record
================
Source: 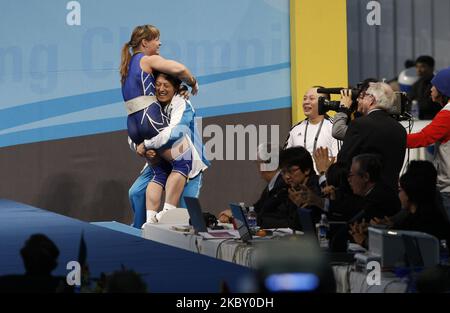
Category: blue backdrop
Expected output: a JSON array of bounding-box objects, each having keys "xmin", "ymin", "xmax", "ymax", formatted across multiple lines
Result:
[{"xmin": 0, "ymin": 0, "xmax": 290, "ymax": 147}]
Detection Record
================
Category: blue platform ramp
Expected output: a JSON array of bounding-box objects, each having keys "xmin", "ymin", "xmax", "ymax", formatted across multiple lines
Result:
[{"xmin": 0, "ymin": 199, "xmax": 251, "ymax": 292}]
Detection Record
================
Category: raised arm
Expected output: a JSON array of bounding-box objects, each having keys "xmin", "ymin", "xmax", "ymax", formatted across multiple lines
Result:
[
  {"xmin": 141, "ymin": 55, "xmax": 198, "ymax": 95},
  {"xmin": 407, "ymin": 110, "xmax": 450, "ymax": 148}
]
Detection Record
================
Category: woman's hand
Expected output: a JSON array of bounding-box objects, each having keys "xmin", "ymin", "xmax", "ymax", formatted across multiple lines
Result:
[
  {"xmin": 190, "ymin": 77, "xmax": 199, "ymax": 96},
  {"xmin": 145, "ymin": 149, "xmax": 157, "ymax": 159},
  {"xmin": 145, "ymin": 149, "xmax": 160, "ymax": 166},
  {"xmin": 178, "ymin": 85, "xmax": 190, "ymax": 100},
  {"xmin": 136, "ymin": 143, "xmax": 146, "ymax": 157}
]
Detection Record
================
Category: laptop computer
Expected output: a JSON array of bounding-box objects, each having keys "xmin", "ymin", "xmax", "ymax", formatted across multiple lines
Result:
[
  {"xmin": 184, "ymin": 197, "xmax": 237, "ymax": 239},
  {"xmin": 229, "ymin": 203, "xmax": 253, "ymax": 243}
]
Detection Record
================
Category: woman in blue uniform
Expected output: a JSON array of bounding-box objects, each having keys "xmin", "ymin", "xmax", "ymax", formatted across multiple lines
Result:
[
  {"xmin": 120, "ymin": 25, "xmax": 202, "ymax": 227},
  {"xmin": 144, "ymin": 72, "xmax": 209, "ymax": 226}
]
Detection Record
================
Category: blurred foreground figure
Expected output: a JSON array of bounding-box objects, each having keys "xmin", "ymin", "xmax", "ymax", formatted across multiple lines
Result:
[{"xmin": 252, "ymin": 236, "xmax": 336, "ymax": 293}]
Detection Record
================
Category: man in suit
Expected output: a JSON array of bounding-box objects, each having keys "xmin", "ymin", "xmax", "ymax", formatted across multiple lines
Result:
[
  {"xmin": 252, "ymin": 144, "xmax": 288, "ymax": 228},
  {"xmin": 337, "ymin": 82, "xmax": 407, "ymax": 193},
  {"xmin": 217, "ymin": 143, "xmax": 288, "ymax": 227},
  {"xmin": 347, "ymin": 154, "xmax": 400, "ymax": 221}
]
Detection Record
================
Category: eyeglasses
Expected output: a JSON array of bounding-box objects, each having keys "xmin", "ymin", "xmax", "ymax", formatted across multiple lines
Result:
[
  {"xmin": 281, "ymin": 166, "xmax": 301, "ymax": 176},
  {"xmin": 366, "ymin": 93, "xmax": 375, "ymax": 99},
  {"xmin": 358, "ymin": 91, "xmax": 374, "ymax": 100}
]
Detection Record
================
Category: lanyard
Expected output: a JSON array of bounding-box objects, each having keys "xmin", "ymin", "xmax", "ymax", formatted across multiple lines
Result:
[{"xmin": 303, "ymin": 118, "xmax": 325, "ymax": 153}]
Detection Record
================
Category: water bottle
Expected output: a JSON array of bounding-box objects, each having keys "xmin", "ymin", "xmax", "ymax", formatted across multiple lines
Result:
[
  {"xmin": 411, "ymin": 100, "xmax": 419, "ymax": 120},
  {"xmin": 317, "ymin": 214, "xmax": 329, "ymax": 248},
  {"xmin": 440, "ymin": 239, "xmax": 449, "ymax": 265},
  {"xmin": 246, "ymin": 206, "xmax": 257, "ymax": 229}
]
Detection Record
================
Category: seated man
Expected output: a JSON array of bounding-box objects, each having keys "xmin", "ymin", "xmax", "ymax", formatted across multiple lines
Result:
[
  {"xmin": 219, "ymin": 146, "xmax": 322, "ymax": 230},
  {"xmin": 218, "ymin": 143, "xmax": 287, "ymax": 226},
  {"xmin": 276, "ymin": 146, "xmax": 322, "ymax": 230},
  {"xmin": 297, "ymin": 152, "xmax": 399, "ymax": 224},
  {"xmin": 350, "ymin": 160, "xmax": 450, "ymax": 247},
  {"xmin": 347, "ymin": 153, "xmax": 400, "ymax": 222}
]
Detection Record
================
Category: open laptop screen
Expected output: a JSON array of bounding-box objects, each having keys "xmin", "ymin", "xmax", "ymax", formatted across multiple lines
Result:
[
  {"xmin": 229, "ymin": 203, "xmax": 252, "ymax": 242},
  {"xmin": 184, "ymin": 196, "xmax": 208, "ymax": 233}
]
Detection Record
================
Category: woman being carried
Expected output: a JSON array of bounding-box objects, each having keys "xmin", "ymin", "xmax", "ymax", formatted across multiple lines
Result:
[{"xmin": 120, "ymin": 25, "xmax": 207, "ymax": 227}]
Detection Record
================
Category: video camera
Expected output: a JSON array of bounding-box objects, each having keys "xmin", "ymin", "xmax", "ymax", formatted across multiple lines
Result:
[
  {"xmin": 317, "ymin": 87, "xmax": 360, "ymax": 115},
  {"xmin": 317, "ymin": 86, "xmax": 409, "ymax": 120}
]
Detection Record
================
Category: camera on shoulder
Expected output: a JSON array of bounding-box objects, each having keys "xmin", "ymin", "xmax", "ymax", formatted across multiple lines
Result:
[
  {"xmin": 317, "ymin": 84, "xmax": 410, "ymax": 120},
  {"xmin": 317, "ymin": 87, "xmax": 360, "ymax": 115}
]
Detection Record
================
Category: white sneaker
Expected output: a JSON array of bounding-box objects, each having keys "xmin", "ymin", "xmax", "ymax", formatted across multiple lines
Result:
[
  {"xmin": 141, "ymin": 213, "xmax": 159, "ymax": 229},
  {"xmin": 155, "ymin": 209, "xmax": 168, "ymax": 222},
  {"xmin": 141, "ymin": 220, "xmax": 156, "ymax": 230}
]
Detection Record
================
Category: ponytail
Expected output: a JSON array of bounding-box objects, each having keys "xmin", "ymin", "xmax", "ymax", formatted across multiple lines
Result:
[{"xmin": 120, "ymin": 43, "xmax": 132, "ymax": 85}]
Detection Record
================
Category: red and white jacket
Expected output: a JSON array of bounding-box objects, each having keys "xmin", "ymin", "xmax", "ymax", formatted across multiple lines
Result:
[{"xmin": 407, "ymin": 102, "xmax": 450, "ymax": 192}]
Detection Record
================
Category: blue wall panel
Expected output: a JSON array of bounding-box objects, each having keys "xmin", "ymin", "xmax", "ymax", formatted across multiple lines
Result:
[{"xmin": 0, "ymin": 0, "xmax": 291, "ymax": 147}]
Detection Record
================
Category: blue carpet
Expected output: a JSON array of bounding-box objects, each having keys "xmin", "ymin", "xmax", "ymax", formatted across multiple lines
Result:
[
  {"xmin": 91, "ymin": 221, "xmax": 142, "ymax": 237},
  {"xmin": 0, "ymin": 199, "xmax": 252, "ymax": 292}
]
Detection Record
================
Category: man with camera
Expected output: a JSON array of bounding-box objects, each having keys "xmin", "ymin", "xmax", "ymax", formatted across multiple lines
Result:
[
  {"xmin": 337, "ymin": 82, "xmax": 407, "ymax": 194},
  {"xmin": 329, "ymin": 78, "xmax": 378, "ymax": 140}
]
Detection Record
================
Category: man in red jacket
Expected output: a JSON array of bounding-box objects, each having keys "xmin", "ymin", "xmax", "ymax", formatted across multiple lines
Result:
[{"xmin": 407, "ymin": 66, "xmax": 450, "ymax": 220}]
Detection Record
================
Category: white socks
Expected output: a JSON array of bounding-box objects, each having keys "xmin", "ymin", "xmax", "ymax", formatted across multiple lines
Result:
[
  {"xmin": 156, "ymin": 203, "xmax": 176, "ymax": 222},
  {"xmin": 141, "ymin": 204, "xmax": 177, "ymax": 229},
  {"xmin": 141, "ymin": 210, "xmax": 158, "ymax": 229}
]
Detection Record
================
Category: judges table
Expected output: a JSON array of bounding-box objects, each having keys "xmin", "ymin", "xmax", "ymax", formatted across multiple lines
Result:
[
  {"xmin": 142, "ymin": 223, "xmax": 293, "ymax": 267},
  {"xmin": 143, "ymin": 223, "xmax": 409, "ymax": 292}
]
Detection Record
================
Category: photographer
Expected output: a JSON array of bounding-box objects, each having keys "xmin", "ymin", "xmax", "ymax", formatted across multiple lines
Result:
[
  {"xmin": 332, "ymin": 78, "xmax": 378, "ymax": 140},
  {"xmin": 337, "ymin": 82, "xmax": 407, "ymax": 193}
]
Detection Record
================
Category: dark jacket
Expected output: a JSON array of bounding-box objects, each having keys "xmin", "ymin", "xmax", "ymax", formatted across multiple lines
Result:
[
  {"xmin": 328, "ymin": 192, "xmax": 365, "ymax": 222},
  {"xmin": 361, "ymin": 182, "xmax": 401, "ymax": 220},
  {"xmin": 255, "ymin": 173, "xmax": 322, "ymax": 230},
  {"xmin": 394, "ymin": 206, "xmax": 450, "ymax": 243},
  {"xmin": 337, "ymin": 110, "xmax": 407, "ymax": 192},
  {"xmin": 254, "ymin": 173, "xmax": 289, "ymax": 229},
  {"xmin": 332, "ymin": 182, "xmax": 401, "ymax": 224}
]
